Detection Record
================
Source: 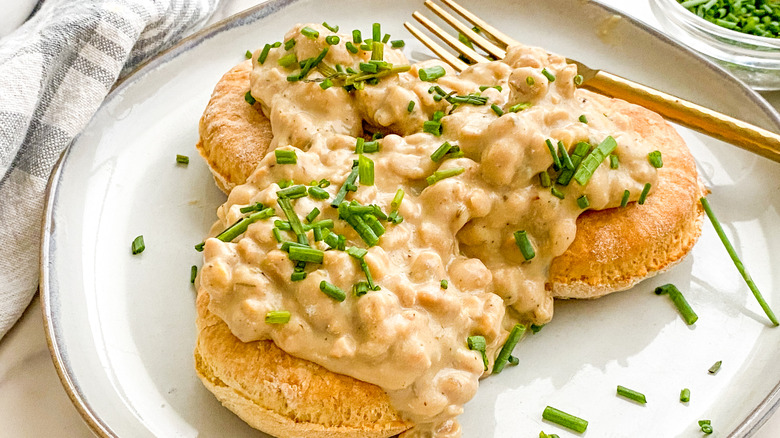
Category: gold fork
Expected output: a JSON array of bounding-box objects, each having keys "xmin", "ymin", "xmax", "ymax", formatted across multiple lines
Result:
[{"xmin": 405, "ymin": 0, "xmax": 780, "ymax": 163}]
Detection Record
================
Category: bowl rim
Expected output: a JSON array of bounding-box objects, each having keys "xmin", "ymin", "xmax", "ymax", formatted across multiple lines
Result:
[{"xmin": 654, "ymin": 0, "xmax": 780, "ymax": 49}]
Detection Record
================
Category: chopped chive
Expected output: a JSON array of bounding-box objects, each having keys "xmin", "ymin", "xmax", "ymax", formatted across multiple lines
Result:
[
  {"xmin": 479, "ymin": 85, "xmax": 502, "ymax": 92},
  {"xmin": 358, "ymin": 155, "xmax": 374, "ymax": 186},
  {"xmin": 271, "ymin": 41, "xmax": 281, "ymax": 48},
  {"xmin": 325, "ymin": 35, "xmax": 340, "ymax": 45},
  {"xmin": 541, "ymin": 68, "xmax": 556, "ymax": 82},
  {"xmin": 244, "ymin": 90, "xmax": 256, "ymax": 105},
  {"xmin": 423, "ymin": 120, "xmax": 442, "ymax": 136},
  {"xmin": 419, "ymin": 65, "xmax": 446, "ymax": 81},
  {"xmin": 245, "ymin": 49, "xmax": 253, "ymax": 59},
  {"xmin": 345, "ymin": 214, "xmax": 379, "ymax": 246},
  {"xmin": 440, "ymin": 279, "xmax": 448, "ymax": 289},
  {"xmin": 360, "ymin": 42, "xmax": 371, "ymax": 51},
  {"xmin": 700, "ymin": 197, "xmax": 778, "ymax": 326},
  {"xmin": 573, "ymin": 74, "xmax": 584, "ymax": 86},
  {"xmin": 277, "ymin": 184, "xmax": 307, "ymax": 199},
  {"xmin": 372, "ymin": 23, "xmax": 381, "ymax": 42},
  {"xmin": 323, "ymin": 231, "xmax": 339, "ymax": 249},
  {"xmin": 539, "ymin": 171, "xmax": 551, "ymax": 188},
  {"xmin": 655, "ymin": 284, "xmax": 699, "ymax": 325},
  {"xmin": 337, "ymin": 235, "xmax": 346, "ymax": 251},
  {"xmin": 330, "ymin": 162, "xmax": 360, "ymax": 208},
  {"xmin": 258, "ymin": 44, "xmax": 271, "ymax": 64},
  {"xmin": 610, "ymin": 154, "xmax": 619, "ymax": 169},
  {"xmin": 371, "ymin": 41, "xmax": 384, "ymax": 61},
  {"xmin": 281, "ymin": 241, "xmax": 308, "ymax": 253},
  {"xmin": 319, "ymin": 280, "xmax": 346, "ymax": 301},
  {"xmin": 318, "ymin": 179, "xmax": 330, "ymax": 188},
  {"xmin": 577, "ymin": 195, "xmax": 590, "ymax": 209},
  {"xmin": 508, "ymin": 356, "xmax": 520, "ymax": 366},
  {"xmin": 579, "ymin": 114, "xmax": 588, "ymax": 123},
  {"xmin": 542, "ymin": 406, "xmax": 588, "ymax": 433},
  {"xmin": 277, "ymin": 197, "xmax": 308, "ymax": 245},
  {"xmin": 360, "ymin": 260, "xmax": 378, "ymax": 289},
  {"xmin": 363, "ymin": 140, "xmax": 380, "ymax": 153},
  {"xmin": 558, "ymin": 141, "xmax": 574, "ymax": 170},
  {"xmin": 288, "ymin": 246, "xmax": 324, "ymax": 263},
  {"xmin": 274, "ymin": 220, "xmax": 292, "ymax": 231},
  {"xmin": 407, "ymin": 100, "xmax": 415, "ymax": 112},
  {"xmin": 638, "ymin": 183, "xmax": 651, "ymax": 204},
  {"xmin": 284, "ymin": 38, "xmax": 296, "ymax": 50},
  {"xmin": 190, "ymin": 265, "xmax": 197, "ymax": 283},
  {"xmin": 359, "ymin": 62, "xmax": 378, "ymax": 73},
  {"xmin": 620, "ymin": 189, "xmax": 630, "ymax": 207},
  {"xmin": 319, "ymin": 78, "xmax": 333, "ymax": 90},
  {"xmin": 272, "ymin": 227, "xmax": 283, "ymax": 242},
  {"xmin": 353, "ymin": 281, "xmax": 370, "ymax": 297},
  {"xmin": 530, "ymin": 324, "xmax": 545, "ymax": 333},
  {"xmin": 194, "ymin": 242, "xmax": 204, "ymax": 252},
  {"xmin": 391, "ymin": 39, "xmax": 405, "ymax": 48},
  {"xmin": 322, "ymin": 22, "xmax": 338, "ymax": 32},
  {"xmin": 573, "ymin": 136, "xmax": 618, "ymax": 185},
  {"xmin": 545, "ymin": 139, "xmax": 562, "ymax": 170},
  {"xmin": 355, "ymin": 138, "xmax": 365, "ymax": 154},
  {"xmin": 708, "ymin": 360, "xmax": 722, "ymax": 374},
  {"xmin": 382, "ymin": 33, "xmax": 391, "ymax": 43},
  {"xmin": 526, "ymin": 76, "xmax": 535, "ymax": 86},
  {"xmin": 551, "ymin": 187, "xmax": 565, "ymax": 199},
  {"xmin": 352, "ymin": 29, "xmax": 362, "ymax": 43},
  {"xmin": 433, "ymin": 110, "xmax": 444, "ymax": 121},
  {"xmin": 680, "ymin": 388, "xmax": 691, "ymax": 403},
  {"xmin": 467, "ymin": 335, "xmax": 488, "ymax": 371},
  {"xmin": 616, "ymin": 385, "xmax": 647, "ymax": 404},
  {"xmin": 278, "ymin": 52, "xmax": 297, "ymax": 68},
  {"xmin": 365, "ymin": 214, "xmax": 385, "ymax": 236},
  {"xmin": 308, "ymin": 186, "xmax": 329, "ymax": 200},
  {"xmin": 509, "ymin": 102, "xmax": 532, "ymax": 112},
  {"xmin": 491, "ymin": 104, "xmax": 504, "ymax": 116},
  {"xmin": 699, "ymin": 420, "xmax": 713, "ymax": 434},
  {"xmin": 275, "ymin": 149, "xmax": 297, "ymax": 164},
  {"xmin": 493, "ymin": 324, "xmax": 526, "ymax": 373},
  {"xmin": 239, "ymin": 202, "xmax": 265, "ymax": 214},
  {"xmin": 305, "ymin": 208, "xmax": 320, "ymax": 223},
  {"xmin": 346, "ymin": 246, "xmax": 368, "ymax": 260},
  {"xmin": 176, "ymin": 154, "xmax": 189, "ymax": 165},
  {"xmin": 265, "ymin": 310, "xmax": 291, "ymax": 324},
  {"xmin": 391, "ymin": 188, "xmax": 404, "ymax": 210},
  {"xmin": 345, "ymin": 41, "xmax": 358, "ymax": 53},
  {"xmin": 309, "ymin": 219, "xmax": 334, "ymax": 229},
  {"xmin": 648, "ymin": 150, "xmax": 663, "ymax": 168},
  {"xmin": 278, "ymin": 179, "xmax": 293, "ymax": 189},
  {"xmin": 301, "ymin": 26, "xmax": 319, "ymax": 39},
  {"xmin": 426, "ymin": 167, "xmax": 464, "ymax": 185},
  {"xmin": 200, "ymin": 208, "xmax": 275, "ymax": 249},
  {"xmin": 388, "ymin": 210, "xmax": 403, "ymax": 224},
  {"xmin": 513, "ymin": 230, "xmax": 535, "ymax": 261},
  {"xmin": 430, "ymin": 142, "xmax": 454, "ymax": 162}
]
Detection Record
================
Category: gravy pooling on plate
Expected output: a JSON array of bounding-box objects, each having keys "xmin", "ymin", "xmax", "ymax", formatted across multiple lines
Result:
[{"xmin": 198, "ymin": 23, "xmax": 658, "ymax": 437}]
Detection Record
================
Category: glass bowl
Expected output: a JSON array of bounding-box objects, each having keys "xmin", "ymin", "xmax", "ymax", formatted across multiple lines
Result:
[{"xmin": 650, "ymin": 0, "xmax": 780, "ymax": 90}]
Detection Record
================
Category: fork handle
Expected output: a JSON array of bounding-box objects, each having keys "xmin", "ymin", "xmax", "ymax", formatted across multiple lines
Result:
[{"xmin": 583, "ymin": 70, "xmax": 780, "ymax": 163}]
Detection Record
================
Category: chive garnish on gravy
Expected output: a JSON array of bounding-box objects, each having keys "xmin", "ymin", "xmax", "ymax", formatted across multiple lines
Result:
[
  {"xmin": 276, "ymin": 184, "xmax": 307, "ymax": 199},
  {"xmin": 539, "ymin": 171, "xmax": 551, "ymax": 188},
  {"xmin": 131, "ymin": 235, "xmax": 145, "ymax": 254},
  {"xmin": 493, "ymin": 324, "xmax": 525, "ymax": 373},
  {"xmin": 345, "ymin": 41, "xmax": 358, "ymax": 53},
  {"xmin": 491, "ymin": 104, "xmax": 504, "ymax": 116},
  {"xmin": 407, "ymin": 100, "xmax": 415, "ymax": 112},
  {"xmin": 392, "ymin": 188, "xmax": 404, "ymax": 209},
  {"xmin": 541, "ymin": 68, "xmax": 556, "ymax": 82},
  {"xmin": 278, "ymin": 52, "xmax": 297, "ymax": 68},
  {"xmin": 620, "ymin": 189, "xmax": 630, "ymax": 207},
  {"xmin": 577, "ymin": 195, "xmax": 589, "ymax": 209},
  {"xmin": 319, "ymin": 280, "xmax": 347, "ymax": 301},
  {"xmin": 277, "ymin": 197, "xmax": 308, "ymax": 245},
  {"xmin": 358, "ymin": 155, "xmax": 374, "ymax": 186},
  {"xmin": 573, "ymin": 74, "xmax": 583, "ymax": 86},
  {"xmin": 244, "ymin": 91, "xmax": 256, "ymax": 105},
  {"xmin": 239, "ymin": 202, "xmax": 265, "ymax": 213},
  {"xmin": 419, "ymin": 65, "xmax": 446, "ymax": 82},
  {"xmin": 655, "ymin": 283, "xmax": 698, "ymax": 325},
  {"xmin": 610, "ymin": 154, "xmax": 619, "ymax": 169},
  {"xmin": 301, "ymin": 26, "xmax": 319, "ymax": 39},
  {"xmin": 352, "ymin": 29, "xmax": 362, "ymax": 43},
  {"xmin": 638, "ymin": 183, "xmax": 651, "ymax": 204},
  {"xmin": 616, "ymin": 385, "xmax": 647, "ymax": 404},
  {"xmin": 391, "ymin": 39, "xmax": 405, "ymax": 48},
  {"xmin": 283, "ymin": 38, "xmax": 295, "ymax": 50},
  {"xmin": 648, "ymin": 150, "xmax": 663, "ymax": 168},
  {"xmin": 545, "ymin": 139, "xmax": 562, "ymax": 170},
  {"xmin": 426, "ymin": 167, "xmax": 464, "ymax": 185},
  {"xmin": 331, "ymin": 161, "xmax": 360, "ymax": 208},
  {"xmin": 526, "ymin": 76, "xmax": 535, "ymax": 86},
  {"xmin": 579, "ymin": 114, "xmax": 588, "ymax": 123},
  {"xmin": 440, "ymin": 279, "xmax": 448, "ymax": 289},
  {"xmin": 245, "ymin": 50, "xmax": 252, "ymax": 59},
  {"xmin": 275, "ymin": 149, "xmax": 297, "ymax": 164},
  {"xmin": 258, "ymin": 44, "xmax": 271, "ymax": 64},
  {"xmin": 557, "ymin": 141, "xmax": 574, "ymax": 170},
  {"xmin": 513, "ymin": 230, "xmax": 535, "ymax": 261},
  {"xmin": 467, "ymin": 335, "xmax": 488, "ymax": 371},
  {"xmin": 325, "ymin": 35, "xmax": 340, "ymax": 45},
  {"xmin": 288, "ymin": 246, "xmax": 324, "ymax": 263},
  {"xmin": 308, "ymin": 186, "xmax": 329, "ymax": 199},
  {"xmin": 573, "ymin": 136, "xmax": 617, "ymax": 185},
  {"xmin": 305, "ymin": 207, "xmax": 320, "ymax": 223},
  {"xmin": 542, "ymin": 406, "xmax": 588, "ymax": 433},
  {"xmin": 551, "ymin": 187, "xmax": 565, "ymax": 199},
  {"xmin": 265, "ymin": 310, "xmax": 291, "ymax": 324},
  {"xmin": 322, "ymin": 22, "xmax": 338, "ymax": 32}
]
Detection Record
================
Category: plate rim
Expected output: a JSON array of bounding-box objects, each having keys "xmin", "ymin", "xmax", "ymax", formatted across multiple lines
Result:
[{"xmin": 38, "ymin": 1, "xmax": 780, "ymax": 437}]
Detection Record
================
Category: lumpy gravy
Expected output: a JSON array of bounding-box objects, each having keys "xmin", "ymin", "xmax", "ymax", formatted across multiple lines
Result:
[{"xmin": 199, "ymin": 23, "xmax": 657, "ymax": 437}]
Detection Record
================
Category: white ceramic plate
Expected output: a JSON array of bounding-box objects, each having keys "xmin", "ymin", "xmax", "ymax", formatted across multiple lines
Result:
[{"xmin": 40, "ymin": 0, "xmax": 780, "ymax": 436}]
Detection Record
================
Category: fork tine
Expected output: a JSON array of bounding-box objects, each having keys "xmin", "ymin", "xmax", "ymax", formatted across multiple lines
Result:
[
  {"xmin": 412, "ymin": 11, "xmax": 490, "ymax": 64},
  {"xmin": 404, "ymin": 22, "xmax": 469, "ymax": 72},
  {"xmin": 438, "ymin": 0, "xmax": 519, "ymax": 48},
  {"xmin": 423, "ymin": 0, "xmax": 506, "ymax": 60}
]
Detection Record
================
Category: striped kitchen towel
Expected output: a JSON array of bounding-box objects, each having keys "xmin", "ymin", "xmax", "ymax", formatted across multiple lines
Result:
[{"xmin": 0, "ymin": 0, "xmax": 218, "ymax": 341}]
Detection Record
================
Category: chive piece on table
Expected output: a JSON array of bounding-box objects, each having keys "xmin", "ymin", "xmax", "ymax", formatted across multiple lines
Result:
[
  {"xmin": 638, "ymin": 183, "xmax": 651, "ymax": 204},
  {"xmin": 426, "ymin": 167, "xmax": 464, "ymax": 185},
  {"xmin": 541, "ymin": 68, "xmax": 556, "ymax": 82},
  {"xmin": 275, "ymin": 149, "xmax": 297, "ymax": 164},
  {"xmin": 244, "ymin": 90, "xmax": 256, "ymax": 105},
  {"xmin": 577, "ymin": 195, "xmax": 590, "ymax": 209},
  {"xmin": 616, "ymin": 385, "xmax": 647, "ymax": 404},
  {"xmin": 680, "ymin": 388, "xmax": 691, "ymax": 403},
  {"xmin": 320, "ymin": 280, "xmax": 347, "ymax": 301},
  {"xmin": 699, "ymin": 420, "xmax": 713, "ymax": 434},
  {"xmin": 573, "ymin": 136, "xmax": 618, "ymax": 185},
  {"xmin": 131, "ymin": 235, "xmax": 145, "ymax": 254},
  {"xmin": 358, "ymin": 154, "xmax": 374, "ymax": 186},
  {"xmin": 708, "ymin": 360, "xmax": 722, "ymax": 374},
  {"xmin": 265, "ymin": 310, "xmax": 291, "ymax": 324},
  {"xmin": 700, "ymin": 197, "xmax": 778, "ymax": 326},
  {"xmin": 190, "ymin": 265, "xmax": 197, "ymax": 283},
  {"xmin": 467, "ymin": 335, "xmax": 488, "ymax": 371},
  {"xmin": 620, "ymin": 189, "xmax": 630, "ymax": 207},
  {"xmin": 493, "ymin": 323, "xmax": 526, "ymax": 374},
  {"xmin": 654, "ymin": 283, "xmax": 698, "ymax": 325},
  {"xmin": 648, "ymin": 150, "xmax": 663, "ymax": 168},
  {"xmin": 176, "ymin": 154, "xmax": 189, "ymax": 165},
  {"xmin": 419, "ymin": 65, "xmax": 446, "ymax": 81},
  {"xmin": 513, "ymin": 230, "xmax": 535, "ymax": 261},
  {"xmin": 542, "ymin": 406, "xmax": 588, "ymax": 433}
]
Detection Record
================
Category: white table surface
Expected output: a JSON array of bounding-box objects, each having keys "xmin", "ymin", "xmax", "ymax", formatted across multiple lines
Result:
[{"xmin": 1, "ymin": 0, "xmax": 778, "ymax": 436}]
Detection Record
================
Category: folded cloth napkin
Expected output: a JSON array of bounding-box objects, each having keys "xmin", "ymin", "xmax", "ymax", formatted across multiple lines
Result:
[{"xmin": 0, "ymin": 0, "xmax": 218, "ymax": 341}]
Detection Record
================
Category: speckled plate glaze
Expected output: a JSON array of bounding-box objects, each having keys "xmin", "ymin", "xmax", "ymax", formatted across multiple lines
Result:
[{"xmin": 40, "ymin": 0, "xmax": 780, "ymax": 436}]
